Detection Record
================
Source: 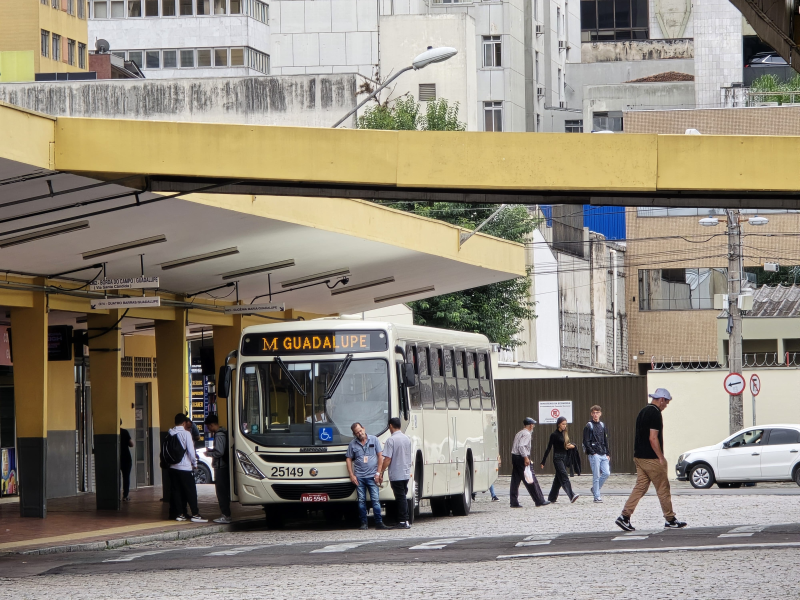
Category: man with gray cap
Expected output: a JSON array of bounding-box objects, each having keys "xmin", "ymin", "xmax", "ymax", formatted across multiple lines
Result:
[
  {"xmin": 509, "ymin": 417, "xmax": 549, "ymax": 508},
  {"xmin": 615, "ymin": 388, "xmax": 686, "ymax": 531}
]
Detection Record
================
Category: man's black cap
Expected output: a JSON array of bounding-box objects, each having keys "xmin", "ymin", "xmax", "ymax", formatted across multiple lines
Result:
[{"xmin": 523, "ymin": 417, "xmax": 537, "ymax": 425}]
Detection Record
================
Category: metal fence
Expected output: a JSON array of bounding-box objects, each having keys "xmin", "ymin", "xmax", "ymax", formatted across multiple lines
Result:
[
  {"xmin": 495, "ymin": 376, "xmax": 648, "ymax": 476},
  {"xmin": 650, "ymin": 353, "xmax": 800, "ymax": 370}
]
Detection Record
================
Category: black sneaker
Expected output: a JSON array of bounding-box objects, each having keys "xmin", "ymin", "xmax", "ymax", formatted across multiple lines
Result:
[
  {"xmin": 664, "ymin": 517, "xmax": 687, "ymax": 529},
  {"xmin": 510, "ymin": 504, "xmax": 523, "ymax": 508},
  {"xmin": 615, "ymin": 515, "xmax": 635, "ymax": 532},
  {"xmin": 491, "ymin": 497, "xmax": 499, "ymax": 502},
  {"xmin": 375, "ymin": 522, "xmax": 390, "ymax": 530},
  {"xmin": 537, "ymin": 500, "xmax": 551, "ymax": 507},
  {"xmin": 393, "ymin": 522, "xmax": 411, "ymax": 529},
  {"xmin": 359, "ymin": 523, "xmax": 368, "ymax": 530}
]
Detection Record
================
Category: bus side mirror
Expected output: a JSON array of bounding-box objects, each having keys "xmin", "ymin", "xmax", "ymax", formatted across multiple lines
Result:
[
  {"xmin": 402, "ymin": 363, "xmax": 416, "ymax": 385},
  {"xmin": 218, "ymin": 365, "xmax": 232, "ymax": 399}
]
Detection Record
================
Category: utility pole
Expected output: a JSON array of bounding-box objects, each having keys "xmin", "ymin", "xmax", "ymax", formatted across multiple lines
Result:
[{"xmin": 726, "ymin": 209, "xmax": 744, "ymax": 434}]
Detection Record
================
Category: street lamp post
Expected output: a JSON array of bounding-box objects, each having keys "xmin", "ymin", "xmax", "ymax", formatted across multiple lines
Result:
[
  {"xmin": 700, "ymin": 209, "xmax": 767, "ymax": 434},
  {"xmin": 332, "ymin": 46, "xmax": 458, "ymax": 129}
]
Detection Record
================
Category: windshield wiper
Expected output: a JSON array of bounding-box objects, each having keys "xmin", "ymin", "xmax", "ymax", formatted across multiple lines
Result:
[
  {"xmin": 275, "ymin": 356, "xmax": 307, "ymax": 397},
  {"xmin": 322, "ymin": 354, "xmax": 353, "ymax": 401}
]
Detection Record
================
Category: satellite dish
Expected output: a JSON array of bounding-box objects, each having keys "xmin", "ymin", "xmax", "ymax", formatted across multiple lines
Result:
[{"xmin": 95, "ymin": 39, "xmax": 110, "ymax": 54}]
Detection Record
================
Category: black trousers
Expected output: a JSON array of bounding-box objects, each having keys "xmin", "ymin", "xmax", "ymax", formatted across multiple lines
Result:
[
  {"xmin": 215, "ymin": 467, "xmax": 231, "ymax": 517},
  {"xmin": 169, "ymin": 469, "xmax": 199, "ymax": 518},
  {"xmin": 121, "ymin": 461, "xmax": 132, "ymax": 499},
  {"xmin": 548, "ymin": 454, "xmax": 575, "ymax": 502},
  {"xmin": 509, "ymin": 454, "xmax": 545, "ymax": 506},
  {"xmin": 390, "ymin": 479, "xmax": 409, "ymax": 523}
]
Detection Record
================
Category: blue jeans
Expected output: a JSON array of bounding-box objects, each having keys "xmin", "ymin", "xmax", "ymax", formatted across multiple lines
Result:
[
  {"xmin": 489, "ymin": 484, "xmax": 497, "ymax": 498},
  {"xmin": 589, "ymin": 454, "xmax": 611, "ymax": 499},
  {"xmin": 356, "ymin": 477, "xmax": 383, "ymax": 524}
]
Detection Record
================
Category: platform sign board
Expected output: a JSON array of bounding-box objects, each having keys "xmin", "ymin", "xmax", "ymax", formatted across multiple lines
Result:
[
  {"xmin": 539, "ymin": 400, "xmax": 573, "ymax": 424},
  {"xmin": 723, "ymin": 372, "xmax": 745, "ymax": 396},
  {"xmin": 90, "ymin": 277, "xmax": 159, "ymax": 291},
  {"xmin": 224, "ymin": 303, "xmax": 284, "ymax": 314},
  {"xmin": 90, "ymin": 297, "xmax": 161, "ymax": 310}
]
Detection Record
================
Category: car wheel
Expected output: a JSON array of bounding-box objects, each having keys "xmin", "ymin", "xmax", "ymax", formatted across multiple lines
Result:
[
  {"xmin": 194, "ymin": 463, "xmax": 212, "ymax": 485},
  {"xmin": 794, "ymin": 467, "xmax": 800, "ymax": 487},
  {"xmin": 689, "ymin": 464, "xmax": 715, "ymax": 489}
]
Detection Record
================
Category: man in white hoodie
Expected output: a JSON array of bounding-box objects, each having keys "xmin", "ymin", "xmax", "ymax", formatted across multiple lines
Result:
[{"xmin": 168, "ymin": 413, "xmax": 207, "ymax": 523}]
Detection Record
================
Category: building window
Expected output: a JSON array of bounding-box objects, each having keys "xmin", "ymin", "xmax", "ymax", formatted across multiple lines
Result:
[
  {"xmin": 245, "ymin": 0, "xmax": 267, "ymax": 23},
  {"xmin": 484, "ymin": 101, "xmax": 503, "ymax": 132},
  {"xmin": 128, "ymin": 50, "xmax": 143, "ymax": 67},
  {"xmin": 78, "ymin": 0, "xmax": 86, "ymax": 18},
  {"xmin": 230, "ymin": 47, "xmax": 244, "ymax": 65},
  {"xmin": 214, "ymin": 48, "xmax": 228, "ymax": 66},
  {"xmin": 214, "ymin": 0, "xmax": 226, "ymax": 13},
  {"xmin": 639, "ymin": 268, "xmax": 727, "ymax": 311},
  {"xmin": 128, "ymin": 0, "xmax": 142, "ymax": 16},
  {"xmin": 41, "ymin": 30, "xmax": 50, "ymax": 57},
  {"xmin": 231, "ymin": 0, "xmax": 241, "ymax": 12},
  {"xmin": 52, "ymin": 34, "xmax": 61, "ymax": 61},
  {"xmin": 197, "ymin": 0, "xmax": 210, "ymax": 14},
  {"xmin": 592, "ymin": 111, "xmax": 623, "ymax": 131},
  {"xmin": 558, "ymin": 68, "xmax": 562, "ymax": 99},
  {"xmin": 145, "ymin": 0, "xmax": 158, "ymax": 16},
  {"xmin": 482, "ymin": 35, "xmax": 501, "ymax": 67},
  {"xmin": 162, "ymin": 0, "xmax": 176, "ymax": 15},
  {"xmin": 565, "ymin": 119, "xmax": 583, "ymax": 132},
  {"xmin": 93, "ymin": 0, "xmax": 107, "ymax": 16},
  {"xmin": 67, "ymin": 0, "xmax": 75, "ymax": 14},
  {"xmin": 67, "ymin": 39, "xmax": 76, "ymax": 66},
  {"xmin": 110, "ymin": 0, "xmax": 124, "ymax": 16},
  {"xmin": 78, "ymin": 42, "xmax": 86, "ymax": 68},
  {"xmin": 418, "ymin": 83, "xmax": 436, "ymax": 101},
  {"xmin": 246, "ymin": 47, "xmax": 269, "ymax": 73},
  {"xmin": 557, "ymin": 7, "xmax": 562, "ymax": 37},
  {"xmin": 163, "ymin": 49, "xmax": 177, "ymax": 67},
  {"xmin": 41, "ymin": 0, "xmax": 48, "ymax": 4},
  {"xmin": 145, "ymin": 50, "xmax": 160, "ymax": 68},
  {"xmin": 197, "ymin": 48, "xmax": 212, "ymax": 67},
  {"xmin": 180, "ymin": 49, "xmax": 195, "ymax": 67},
  {"xmin": 536, "ymin": 113, "xmax": 541, "ymax": 132},
  {"xmin": 581, "ymin": 0, "xmax": 648, "ymax": 41},
  {"xmin": 52, "ymin": 0, "xmax": 59, "ymax": 8},
  {"xmin": 179, "ymin": 0, "xmax": 192, "ymax": 14}
]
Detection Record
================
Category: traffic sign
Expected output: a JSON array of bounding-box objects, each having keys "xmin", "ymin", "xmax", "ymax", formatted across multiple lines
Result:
[
  {"xmin": 724, "ymin": 372, "xmax": 745, "ymax": 396},
  {"xmin": 750, "ymin": 374, "xmax": 761, "ymax": 396}
]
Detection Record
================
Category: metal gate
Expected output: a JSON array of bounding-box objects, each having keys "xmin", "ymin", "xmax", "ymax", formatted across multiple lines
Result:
[{"xmin": 496, "ymin": 376, "xmax": 648, "ymax": 476}]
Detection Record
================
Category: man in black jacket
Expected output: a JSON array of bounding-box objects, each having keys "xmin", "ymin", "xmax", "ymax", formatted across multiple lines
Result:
[
  {"xmin": 204, "ymin": 414, "xmax": 231, "ymax": 524},
  {"xmin": 583, "ymin": 405, "xmax": 610, "ymax": 503}
]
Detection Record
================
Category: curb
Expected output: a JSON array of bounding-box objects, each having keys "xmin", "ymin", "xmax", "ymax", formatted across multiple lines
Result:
[{"xmin": 1, "ymin": 519, "xmax": 264, "ymax": 557}]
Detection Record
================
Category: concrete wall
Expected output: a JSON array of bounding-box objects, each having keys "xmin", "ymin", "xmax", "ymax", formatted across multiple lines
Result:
[
  {"xmin": 379, "ymin": 14, "xmax": 477, "ymax": 131},
  {"xmin": 583, "ymin": 81, "xmax": 695, "ymax": 128},
  {"xmin": 532, "ymin": 228, "xmax": 561, "ymax": 368},
  {"xmin": 0, "ymin": 74, "xmax": 357, "ymax": 127},
  {"xmin": 46, "ymin": 358, "xmax": 76, "ymax": 499},
  {"xmin": 649, "ymin": 368, "xmax": 800, "ymax": 478},
  {"xmin": 580, "ymin": 39, "xmax": 693, "ymax": 64},
  {"xmin": 692, "ymin": 0, "xmax": 742, "ymax": 108},
  {"xmin": 624, "ymin": 105, "xmax": 800, "ymax": 135}
]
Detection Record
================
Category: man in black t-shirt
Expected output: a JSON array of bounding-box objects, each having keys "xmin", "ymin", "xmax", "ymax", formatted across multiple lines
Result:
[{"xmin": 615, "ymin": 388, "xmax": 687, "ymax": 531}]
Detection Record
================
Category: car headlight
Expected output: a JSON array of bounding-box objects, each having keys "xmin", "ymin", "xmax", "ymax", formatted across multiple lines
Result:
[
  {"xmin": 677, "ymin": 454, "xmax": 684, "ymax": 464},
  {"xmin": 236, "ymin": 450, "xmax": 265, "ymax": 479}
]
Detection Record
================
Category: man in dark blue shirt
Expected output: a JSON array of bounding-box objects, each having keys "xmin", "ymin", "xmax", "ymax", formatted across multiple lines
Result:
[
  {"xmin": 346, "ymin": 422, "xmax": 389, "ymax": 531},
  {"xmin": 583, "ymin": 405, "xmax": 610, "ymax": 503}
]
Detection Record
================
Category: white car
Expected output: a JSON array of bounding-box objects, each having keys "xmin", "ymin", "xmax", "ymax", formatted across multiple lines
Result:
[
  {"xmin": 195, "ymin": 447, "xmax": 216, "ymax": 484},
  {"xmin": 676, "ymin": 425, "xmax": 800, "ymax": 489}
]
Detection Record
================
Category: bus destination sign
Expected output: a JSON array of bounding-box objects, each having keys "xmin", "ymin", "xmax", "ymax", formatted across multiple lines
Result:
[{"xmin": 241, "ymin": 330, "xmax": 388, "ymax": 356}]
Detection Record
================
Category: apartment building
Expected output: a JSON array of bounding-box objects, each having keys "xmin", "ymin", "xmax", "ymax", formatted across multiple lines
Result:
[
  {"xmin": 87, "ymin": 0, "xmax": 270, "ymax": 77},
  {"xmin": 0, "ymin": 0, "xmax": 90, "ymax": 75}
]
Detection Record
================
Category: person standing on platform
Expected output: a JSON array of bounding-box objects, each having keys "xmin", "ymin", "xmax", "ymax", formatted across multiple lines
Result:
[
  {"xmin": 346, "ymin": 422, "xmax": 389, "ymax": 530},
  {"xmin": 509, "ymin": 418, "xmax": 549, "ymax": 508},
  {"xmin": 541, "ymin": 417, "xmax": 580, "ymax": 504},
  {"xmin": 120, "ymin": 420, "xmax": 134, "ymax": 502},
  {"xmin": 204, "ymin": 414, "xmax": 231, "ymax": 524},
  {"xmin": 166, "ymin": 413, "xmax": 207, "ymax": 523}
]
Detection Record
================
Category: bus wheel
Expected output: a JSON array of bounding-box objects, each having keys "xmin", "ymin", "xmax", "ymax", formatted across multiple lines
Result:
[
  {"xmin": 412, "ymin": 463, "xmax": 422, "ymax": 520},
  {"xmin": 451, "ymin": 465, "xmax": 472, "ymax": 516},
  {"xmin": 430, "ymin": 497, "xmax": 449, "ymax": 517}
]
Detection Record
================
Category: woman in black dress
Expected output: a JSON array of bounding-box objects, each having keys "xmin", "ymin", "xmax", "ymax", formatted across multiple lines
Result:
[{"xmin": 540, "ymin": 416, "xmax": 580, "ymax": 503}]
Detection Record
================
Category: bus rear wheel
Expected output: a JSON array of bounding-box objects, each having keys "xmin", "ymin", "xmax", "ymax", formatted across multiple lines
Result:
[
  {"xmin": 450, "ymin": 465, "xmax": 472, "ymax": 516},
  {"xmin": 412, "ymin": 462, "xmax": 422, "ymax": 520}
]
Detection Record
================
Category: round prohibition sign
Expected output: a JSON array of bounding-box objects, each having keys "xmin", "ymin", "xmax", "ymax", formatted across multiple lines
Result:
[
  {"xmin": 724, "ymin": 372, "xmax": 746, "ymax": 396},
  {"xmin": 550, "ymin": 409, "xmax": 560, "ymax": 419},
  {"xmin": 750, "ymin": 374, "xmax": 761, "ymax": 396}
]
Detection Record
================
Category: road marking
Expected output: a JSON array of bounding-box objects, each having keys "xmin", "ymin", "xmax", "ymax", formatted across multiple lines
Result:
[
  {"xmin": 612, "ymin": 536, "xmax": 649, "ymax": 541},
  {"xmin": 516, "ymin": 540, "xmax": 552, "ymax": 547},
  {"xmin": 718, "ymin": 525, "xmax": 766, "ymax": 538},
  {"xmin": 103, "ymin": 550, "xmax": 177, "ymax": 563},
  {"xmin": 409, "ymin": 538, "xmax": 468, "ymax": 550},
  {"xmin": 516, "ymin": 534, "xmax": 556, "ymax": 547},
  {"xmin": 311, "ymin": 542, "xmax": 378, "ymax": 554},
  {"xmin": 497, "ymin": 541, "xmax": 800, "ymax": 560},
  {"xmin": 206, "ymin": 545, "xmax": 270, "ymax": 556}
]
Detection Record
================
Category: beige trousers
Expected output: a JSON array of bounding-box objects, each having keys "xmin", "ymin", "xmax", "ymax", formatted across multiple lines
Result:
[{"xmin": 622, "ymin": 457, "xmax": 675, "ymax": 519}]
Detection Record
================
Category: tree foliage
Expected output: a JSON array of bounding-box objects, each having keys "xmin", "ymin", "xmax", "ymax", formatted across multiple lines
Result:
[
  {"xmin": 750, "ymin": 73, "xmax": 800, "ymax": 104},
  {"xmin": 358, "ymin": 96, "xmax": 536, "ymax": 347}
]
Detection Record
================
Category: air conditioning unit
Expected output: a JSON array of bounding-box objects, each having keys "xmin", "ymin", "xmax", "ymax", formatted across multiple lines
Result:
[
  {"xmin": 535, "ymin": 24, "xmax": 544, "ymax": 35},
  {"xmin": 764, "ymin": 261, "xmax": 780, "ymax": 272},
  {"xmin": 537, "ymin": 86, "xmax": 544, "ymax": 96},
  {"xmin": 559, "ymin": 101, "xmax": 566, "ymax": 108},
  {"xmin": 558, "ymin": 40, "xmax": 566, "ymax": 49}
]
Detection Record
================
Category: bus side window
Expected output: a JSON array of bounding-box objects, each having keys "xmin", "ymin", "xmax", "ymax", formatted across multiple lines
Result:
[
  {"xmin": 418, "ymin": 345, "xmax": 434, "ymax": 410},
  {"xmin": 479, "ymin": 352, "xmax": 493, "ymax": 410},
  {"xmin": 468, "ymin": 352, "xmax": 481, "ymax": 410},
  {"xmin": 432, "ymin": 346, "xmax": 446, "ymax": 409},
  {"xmin": 444, "ymin": 348, "xmax": 459, "ymax": 410},
  {"xmin": 407, "ymin": 344, "xmax": 422, "ymax": 410},
  {"xmin": 456, "ymin": 350, "xmax": 470, "ymax": 410}
]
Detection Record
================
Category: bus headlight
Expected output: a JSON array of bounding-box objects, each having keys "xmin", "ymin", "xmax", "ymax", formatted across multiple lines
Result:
[{"xmin": 236, "ymin": 450, "xmax": 266, "ymax": 479}]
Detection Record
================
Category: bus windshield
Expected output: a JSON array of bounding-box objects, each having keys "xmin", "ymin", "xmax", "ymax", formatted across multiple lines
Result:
[{"xmin": 239, "ymin": 358, "xmax": 389, "ymax": 446}]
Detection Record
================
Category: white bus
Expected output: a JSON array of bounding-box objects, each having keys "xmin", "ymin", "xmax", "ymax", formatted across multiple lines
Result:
[{"xmin": 217, "ymin": 319, "xmax": 499, "ymax": 525}]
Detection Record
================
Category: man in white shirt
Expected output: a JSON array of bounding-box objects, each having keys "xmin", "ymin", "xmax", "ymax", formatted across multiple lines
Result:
[
  {"xmin": 168, "ymin": 413, "xmax": 207, "ymax": 523},
  {"xmin": 378, "ymin": 417, "xmax": 413, "ymax": 529}
]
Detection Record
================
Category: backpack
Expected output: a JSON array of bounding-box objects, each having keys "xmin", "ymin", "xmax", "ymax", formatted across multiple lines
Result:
[
  {"xmin": 160, "ymin": 431, "xmax": 186, "ymax": 467},
  {"xmin": 582, "ymin": 421, "xmax": 604, "ymax": 454}
]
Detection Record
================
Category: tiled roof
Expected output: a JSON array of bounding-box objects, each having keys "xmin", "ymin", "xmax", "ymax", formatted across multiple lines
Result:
[
  {"xmin": 748, "ymin": 284, "xmax": 800, "ymax": 317},
  {"xmin": 626, "ymin": 71, "xmax": 695, "ymax": 83}
]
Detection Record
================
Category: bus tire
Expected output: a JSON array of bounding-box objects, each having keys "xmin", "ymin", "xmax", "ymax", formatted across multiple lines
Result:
[
  {"xmin": 412, "ymin": 460, "xmax": 422, "ymax": 520},
  {"xmin": 450, "ymin": 462, "xmax": 472, "ymax": 517}
]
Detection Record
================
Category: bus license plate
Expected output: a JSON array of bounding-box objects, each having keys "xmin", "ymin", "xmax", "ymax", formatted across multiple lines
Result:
[{"xmin": 301, "ymin": 493, "xmax": 329, "ymax": 503}]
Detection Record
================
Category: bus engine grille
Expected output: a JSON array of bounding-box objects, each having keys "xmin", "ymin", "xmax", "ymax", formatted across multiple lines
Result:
[{"xmin": 271, "ymin": 482, "xmax": 357, "ymax": 500}]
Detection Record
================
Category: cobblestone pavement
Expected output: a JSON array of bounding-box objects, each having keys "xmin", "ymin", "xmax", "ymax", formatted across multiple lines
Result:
[{"xmin": 2, "ymin": 548, "xmax": 799, "ymax": 599}]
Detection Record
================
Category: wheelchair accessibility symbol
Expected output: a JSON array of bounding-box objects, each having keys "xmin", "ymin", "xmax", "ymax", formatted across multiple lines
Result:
[{"xmin": 318, "ymin": 427, "xmax": 333, "ymax": 442}]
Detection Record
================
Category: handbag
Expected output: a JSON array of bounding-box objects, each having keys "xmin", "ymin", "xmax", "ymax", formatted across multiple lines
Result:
[{"xmin": 524, "ymin": 465, "xmax": 534, "ymax": 484}]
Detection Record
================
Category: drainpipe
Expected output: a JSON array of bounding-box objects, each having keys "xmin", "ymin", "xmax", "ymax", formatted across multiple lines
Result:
[{"xmin": 610, "ymin": 248, "xmax": 618, "ymax": 373}]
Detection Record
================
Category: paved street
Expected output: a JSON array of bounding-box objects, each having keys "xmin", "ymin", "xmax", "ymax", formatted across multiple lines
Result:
[{"xmin": 3, "ymin": 477, "xmax": 800, "ymax": 598}]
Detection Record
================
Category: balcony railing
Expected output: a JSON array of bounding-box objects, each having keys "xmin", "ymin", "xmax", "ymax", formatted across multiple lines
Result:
[{"xmin": 721, "ymin": 87, "xmax": 800, "ymax": 108}]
